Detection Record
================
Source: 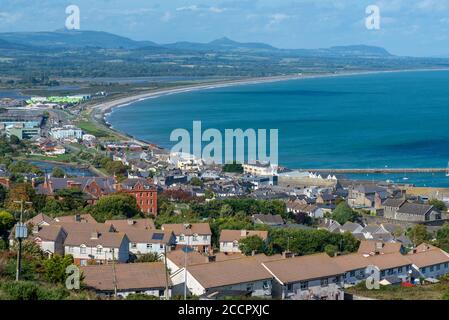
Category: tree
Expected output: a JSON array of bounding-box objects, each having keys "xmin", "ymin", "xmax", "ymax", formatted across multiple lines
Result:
[
  {"xmin": 436, "ymin": 223, "xmax": 449, "ymax": 252},
  {"xmin": 43, "ymin": 255, "xmax": 74, "ymax": 284},
  {"xmin": 407, "ymin": 224, "xmax": 431, "ymax": 246},
  {"xmin": 51, "ymin": 167, "xmax": 66, "ymax": 178},
  {"xmin": 85, "ymin": 193, "xmax": 140, "ymax": 222},
  {"xmin": 324, "ymin": 244, "xmax": 338, "ymax": 257},
  {"xmin": 5, "ymin": 183, "xmax": 37, "ymax": 212},
  {"xmin": 132, "ymin": 252, "xmax": 160, "ymax": 263},
  {"xmin": 0, "ymin": 210, "xmax": 14, "ymax": 238},
  {"xmin": 239, "ymin": 235, "xmax": 265, "ymax": 256},
  {"xmin": 190, "ymin": 177, "xmax": 203, "ymax": 187},
  {"xmin": 54, "ymin": 188, "xmax": 86, "ymax": 212},
  {"xmin": 429, "ymin": 199, "xmax": 447, "ymax": 212},
  {"xmin": 222, "ymin": 162, "xmax": 243, "ymax": 173},
  {"xmin": 0, "ymin": 185, "xmax": 7, "ymax": 207},
  {"xmin": 332, "ymin": 202, "xmax": 359, "ymax": 225}
]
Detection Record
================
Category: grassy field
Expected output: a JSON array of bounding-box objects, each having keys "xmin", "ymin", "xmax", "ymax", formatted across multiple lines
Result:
[
  {"xmin": 346, "ymin": 281, "xmax": 449, "ymax": 300},
  {"xmin": 76, "ymin": 120, "xmax": 115, "ymax": 139}
]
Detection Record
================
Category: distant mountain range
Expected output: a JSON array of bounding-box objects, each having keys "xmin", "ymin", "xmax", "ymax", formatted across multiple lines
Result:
[{"xmin": 0, "ymin": 30, "xmax": 393, "ymax": 57}]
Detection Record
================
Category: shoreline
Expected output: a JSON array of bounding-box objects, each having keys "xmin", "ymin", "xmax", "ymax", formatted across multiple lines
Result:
[{"xmin": 89, "ymin": 67, "xmax": 449, "ymax": 149}]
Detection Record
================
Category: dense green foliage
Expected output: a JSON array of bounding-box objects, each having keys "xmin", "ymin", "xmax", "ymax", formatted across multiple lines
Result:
[
  {"xmin": 429, "ymin": 199, "xmax": 448, "ymax": 212},
  {"xmin": 331, "ymin": 202, "xmax": 360, "ymax": 224},
  {"xmin": 42, "ymin": 255, "xmax": 74, "ymax": 284},
  {"xmin": 239, "ymin": 235, "xmax": 266, "ymax": 256},
  {"xmin": 407, "ymin": 224, "xmax": 431, "ymax": 246},
  {"xmin": 84, "ymin": 193, "xmax": 141, "ymax": 222},
  {"xmin": 222, "ymin": 162, "xmax": 243, "ymax": 173}
]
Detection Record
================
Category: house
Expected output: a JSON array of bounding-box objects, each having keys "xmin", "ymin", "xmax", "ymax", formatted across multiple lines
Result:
[
  {"xmin": 31, "ymin": 224, "xmax": 67, "ymax": 256},
  {"xmin": 394, "ymin": 202, "xmax": 441, "ymax": 222},
  {"xmin": 319, "ymin": 218, "xmax": 342, "ymax": 233},
  {"xmin": 407, "ymin": 244, "xmax": 449, "ymax": 279},
  {"xmin": 382, "ymin": 198, "xmax": 407, "ymax": 219},
  {"xmin": 340, "ymin": 222, "xmax": 364, "ymax": 235},
  {"xmin": 116, "ymin": 178, "xmax": 158, "ymax": 215},
  {"xmin": 81, "ymin": 262, "xmax": 171, "ymax": 298},
  {"xmin": 219, "ymin": 230, "xmax": 268, "ymax": 253},
  {"xmin": 348, "ymin": 185, "xmax": 389, "ymax": 210},
  {"xmin": 242, "ymin": 162, "xmax": 277, "ymax": 176},
  {"xmin": 286, "ymin": 201, "xmax": 324, "ymax": 218},
  {"xmin": 105, "ymin": 218, "xmax": 155, "ymax": 231},
  {"xmin": 25, "ymin": 213, "xmax": 54, "ymax": 227},
  {"xmin": 334, "ymin": 252, "xmax": 413, "ymax": 286},
  {"xmin": 161, "ymin": 223, "xmax": 212, "ymax": 253},
  {"xmin": 316, "ymin": 192, "xmax": 337, "ymax": 205},
  {"xmin": 62, "ymin": 223, "xmax": 130, "ymax": 265},
  {"xmin": 252, "ymin": 214, "xmax": 284, "ymax": 226},
  {"xmin": 123, "ymin": 228, "xmax": 175, "ymax": 256},
  {"xmin": 54, "ymin": 213, "xmax": 97, "ymax": 224},
  {"xmin": 183, "ymin": 256, "xmax": 274, "ymax": 298},
  {"xmin": 262, "ymin": 253, "xmax": 345, "ymax": 300},
  {"xmin": 35, "ymin": 177, "xmax": 116, "ymax": 204},
  {"xmin": 361, "ymin": 224, "xmax": 391, "ymax": 240},
  {"xmin": 357, "ymin": 241, "xmax": 403, "ymax": 255}
]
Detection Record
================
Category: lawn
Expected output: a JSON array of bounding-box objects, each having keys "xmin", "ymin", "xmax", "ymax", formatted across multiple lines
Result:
[
  {"xmin": 346, "ymin": 281, "xmax": 449, "ymax": 300},
  {"xmin": 76, "ymin": 121, "xmax": 115, "ymax": 139}
]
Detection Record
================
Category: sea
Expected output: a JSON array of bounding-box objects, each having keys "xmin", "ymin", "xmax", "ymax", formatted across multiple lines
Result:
[{"xmin": 105, "ymin": 70, "xmax": 449, "ymax": 187}]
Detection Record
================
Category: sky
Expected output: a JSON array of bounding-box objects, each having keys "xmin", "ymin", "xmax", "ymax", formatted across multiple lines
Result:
[{"xmin": 1, "ymin": 0, "xmax": 449, "ymax": 56}]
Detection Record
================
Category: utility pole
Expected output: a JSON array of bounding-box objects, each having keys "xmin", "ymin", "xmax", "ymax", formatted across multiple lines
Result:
[
  {"xmin": 112, "ymin": 248, "xmax": 117, "ymax": 297},
  {"xmin": 13, "ymin": 200, "xmax": 32, "ymax": 282},
  {"xmin": 164, "ymin": 244, "xmax": 169, "ymax": 300}
]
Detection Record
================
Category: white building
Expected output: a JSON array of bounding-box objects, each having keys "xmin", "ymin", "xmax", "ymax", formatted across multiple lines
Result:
[
  {"xmin": 219, "ymin": 229, "xmax": 268, "ymax": 253},
  {"xmin": 162, "ymin": 223, "xmax": 212, "ymax": 253},
  {"xmin": 50, "ymin": 125, "xmax": 83, "ymax": 140}
]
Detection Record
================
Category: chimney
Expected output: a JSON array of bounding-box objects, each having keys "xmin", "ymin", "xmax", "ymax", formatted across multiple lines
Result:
[
  {"xmin": 184, "ymin": 223, "xmax": 191, "ymax": 230},
  {"xmin": 241, "ymin": 230, "xmax": 247, "ymax": 237},
  {"xmin": 32, "ymin": 225, "xmax": 40, "ymax": 234},
  {"xmin": 251, "ymin": 250, "xmax": 256, "ymax": 256},
  {"xmin": 75, "ymin": 214, "xmax": 81, "ymax": 222},
  {"xmin": 375, "ymin": 242, "xmax": 383, "ymax": 250},
  {"xmin": 90, "ymin": 231, "xmax": 99, "ymax": 240},
  {"xmin": 282, "ymin": 251, "xmax": 293, "ymax": 259},
  {"xmin": 206, "ymin": 255, "xmax": 216, "ymax": 263},
  {"xmin": 127, "ymin": 219, "xmax": 135, "ymax": 225}
]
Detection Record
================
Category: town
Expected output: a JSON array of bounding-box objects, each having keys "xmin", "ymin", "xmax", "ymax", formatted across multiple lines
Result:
[{"xmin": 1, "ymin": 93, "xmax": 449, "ymax": 300}]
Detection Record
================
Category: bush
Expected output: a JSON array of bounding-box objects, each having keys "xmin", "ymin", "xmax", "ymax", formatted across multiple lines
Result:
[{"xmin": 0, "ymin": 280, "xmax": 70, "ymax": 300}]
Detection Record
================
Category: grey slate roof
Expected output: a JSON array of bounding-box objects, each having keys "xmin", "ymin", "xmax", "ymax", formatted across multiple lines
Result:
[
  {"xmin": 252, "ymin": 214, "xmax": 284, "ymax": 225},
  {"xmin": 396, "ymin": 202, "xmax": 435, "ymax": 216},
  {"xmin": 383, "ymin": 198, "xmax": 406, "ymax": 208}
]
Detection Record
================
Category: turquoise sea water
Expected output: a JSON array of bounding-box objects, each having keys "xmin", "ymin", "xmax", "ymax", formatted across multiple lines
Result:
[{"xmin": 106, "ymin": 70, "xmax": 449, "ymax": 187}]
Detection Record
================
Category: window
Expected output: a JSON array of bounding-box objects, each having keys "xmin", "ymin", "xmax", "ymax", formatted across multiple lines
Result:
[
  {"xmin": 430, "ymin": 266, "xmax": 434, "ymax": 272},
  {"xmin": 437, "ymin": 264, "xmax": 441, "ymax": 271},
  {"xmin": 68, "ymin": 246, "xmax": 73, "ymax": 253},
  {"xmin": 96, "ymin": 246, "xmax": 102, "ymax": 254},
  {"xmin": 246, "ymin": 283, "xmax": 254, "ymax": 292},
  {"xmin": 263, "ymin": 281, "xmax": 270, "ymax": 289},
  {"xmin": 381, "ymin": 270, "xmax": 385, "ymax": 277},
  {"xmin": 160, "ymin": 244, "xmax": 164, "ymax": 249},
  {"xmin": 193, "ymin": 234, "xmax": 198, "ymax": 241},
  {"xmin": 398, "ymin": 267, "xmax": 403, "ymax": 273},
  {"xmin": 422, "ymin": 267, "xmax": 427, "ymax": 273},
  {"xmin": 147, "ymin": 243, "xmax": 152, "ymax": 249},
  {"xmin": 159, "ymin": 290, "xmax": 164, "ymax": 297},
  {"xmin": 233, "ymin": 241, "xmax": 239, "ymax": 248},
  {"xmin": 320, "ymin": 279, "xmax": 328, "ymax": 287},
  {"xmin": 287, "ymin": 284, "xmax": 293, "ymax": 291},
  {"xmin": 131, "ymin": 243, "xmax": 137, "ymax": 249},
  {"xmin": 179, "ymin": 235, "xmax": 185, "ymax": 241},
  {"xmin": 445, "ymin": 263, "xmax": 448, "ymax": 268},
  {"xmin": 80, "ymin": 259, "xmax": 87, "ymax": 266},
  {"xmin": 300, "ymin": 282, "xmax": 308, "ymax": 290},
  {"xmin": 350, "ymin": 271, "xmax": 355, "ymax": 277},
  {"xmin": 80, "ymin": 245, "xmax": 86, "ymax": 254},
  {"xmin": 387, "ymin": 269, "xmax": 393, "ymax": 275}
]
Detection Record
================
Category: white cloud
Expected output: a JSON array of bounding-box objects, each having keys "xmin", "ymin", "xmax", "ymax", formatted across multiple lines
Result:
[
  {"xmin": 176, "ymin": 5, "xmax": 226, "ymax": 13},
  {"xmin": 266, "ymin": 13, "xmax": 289, "ymax": 28}
]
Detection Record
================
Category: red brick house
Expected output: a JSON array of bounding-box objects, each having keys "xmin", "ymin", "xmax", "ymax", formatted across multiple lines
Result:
[{"xmin": 116, "ymin": 178, "xmax": 158, "ymax": 215}]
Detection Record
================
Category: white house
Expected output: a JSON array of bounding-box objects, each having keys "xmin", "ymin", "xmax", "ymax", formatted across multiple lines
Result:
[
  {"xmin": 162, "ymin": 223, "xmax": 212, "ymax": 253},
  {"xmin": 262, "ymin": 253, "xmax": 345, "ymax": 300},
  {"xmin": 184, "ymin": 256, "xmax": 273, "ymax": 298},
  {"xmin": 219, "ymin": 229, "xmax": 268, "ymax": 254},
  {"xmin": 49, "ymin": 125, "xmax": 83, "ymax": 140},
  {"xmin": 407, "ymin": 244, "xmax": 449, "ymax": 280},
  {"xmin": 81, "ymin": 262, "xmax": 171, "ymax": 298}
]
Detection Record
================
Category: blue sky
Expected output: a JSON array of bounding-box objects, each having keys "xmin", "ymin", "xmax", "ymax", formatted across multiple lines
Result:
[{"xmin": 1, "ymin": 0, "xmax": 449, "ymax": 56}]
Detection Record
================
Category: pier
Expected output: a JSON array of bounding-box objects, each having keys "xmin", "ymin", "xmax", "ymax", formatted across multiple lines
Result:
[{"xmin": 298, "ymin": 168, "xmax": 447, "ymax": 174}]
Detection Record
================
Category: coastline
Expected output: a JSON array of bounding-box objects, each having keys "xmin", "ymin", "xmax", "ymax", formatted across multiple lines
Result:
[{"xmin": 89, "ymin": 67, "xmax": 449, "ymax": 149}]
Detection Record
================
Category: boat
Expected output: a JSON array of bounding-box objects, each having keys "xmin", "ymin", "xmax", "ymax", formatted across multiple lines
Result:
[{"xmin": 446, "ymin": 162, "xmax": 449, "ymax": 177}]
